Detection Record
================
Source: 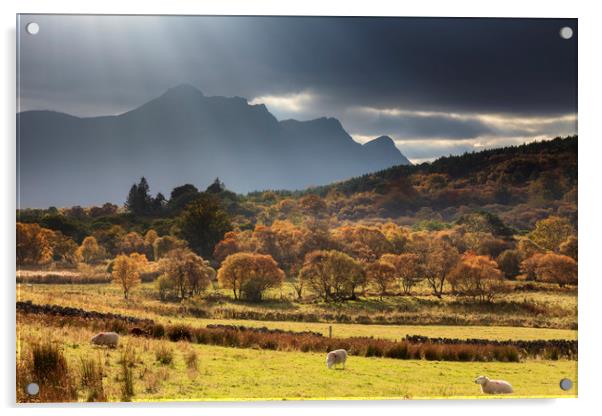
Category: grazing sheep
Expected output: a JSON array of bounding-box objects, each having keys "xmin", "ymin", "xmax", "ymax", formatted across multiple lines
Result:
[
  {"xmin": 474, "ymin": 376, "xmax": 513, "ymax": 394},
  {"xmin": 326, "ymin": 349, "xmax": 347, "ymax": 369},
  {"xmin": 90, "ymin": 332, "xmax": 119, "ymax": 348}
]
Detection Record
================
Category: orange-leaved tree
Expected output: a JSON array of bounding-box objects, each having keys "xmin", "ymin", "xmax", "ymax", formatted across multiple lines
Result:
[
  {"xmin": 381, "ymin": 253, "xmax": 423, "ymax": 295},
  {"xmin": 16, "ymin": 222, "xmax": 53, "ymax": 265},
  {"xmin": 448, "ymin": 252, "xmax": 506, "ymax": 302},
  {"xmin": 76, "ymin": 236, "xmax": 106, "ymax": 264},
  {"xmin": 298, "ymin": 250, "xmax": 365, "ymax": 302},
  {"xmin": 366, "ymin": 259, "xmax": 396, "ymax": 300},
  {"xmin": 533, "ymin": 253, "xmax": 578, "ymax": 287},
  {"xmin": 217, "ymin": 252, "xmax": 284, "ymax": 302}
]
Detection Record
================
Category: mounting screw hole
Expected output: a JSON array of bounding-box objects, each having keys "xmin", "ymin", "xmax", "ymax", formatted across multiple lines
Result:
[
  {"xmin": 559, "ymin": 27, "xmax": 573, "ymax": 40},
  {"xmin": 559, "ymin": 378, "xmax": 573, "ymax": 391},
  {"xmin": 26, "ymin": 22, "xmax": 40, "ymax": 35},
  {"xmin": 26, "ymin": 382, "xmax": 40, "ymax": 395}
]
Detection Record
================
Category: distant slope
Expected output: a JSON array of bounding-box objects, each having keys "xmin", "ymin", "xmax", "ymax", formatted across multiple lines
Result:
[
  {"xmin": 306, "ymin": 136, "xmax": 577, "ymax": 197},
  {"xmin": 281, "ymin": 136, "xmax": 577, "ymax": 230},
  {"xmin": 17, "ymin": 84, "xmax": 410, "ymax": 208}
]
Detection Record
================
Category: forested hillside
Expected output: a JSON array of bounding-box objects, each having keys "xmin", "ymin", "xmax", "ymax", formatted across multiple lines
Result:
[{"xmin": 17, "ymin": 136, "xmax": 577, "ymax": 245}]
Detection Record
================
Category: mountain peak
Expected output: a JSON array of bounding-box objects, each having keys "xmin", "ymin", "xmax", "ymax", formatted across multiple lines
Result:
[
  {"xmin": 162, "ymin": 83, "xmax": 205, "ymax": 98},
  {"xmin": 363, "ymin": 135, "xmax": 412, "ymax": 166},
  {"xmin": 365, "ymin": 135, "xmax": 395, "ymax": 147}
]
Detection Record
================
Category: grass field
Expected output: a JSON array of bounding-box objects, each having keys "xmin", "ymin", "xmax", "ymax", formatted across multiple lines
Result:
[
  {"xmin": 17, "ymin": 321, "xmax": 577, "ymax": 402},
  {"xmin": 16, "ymin": 273, "xmax": 578, "ymax": 402},
  {"xmin": 174, "ymin": 318, "xmax": 577, "ymax": 341},
  {"xmin": 17, "ymin": 284, "xmax": 576, "ymax": 342},
  {"xmin": 17, "ymin": 279, "xmax": 578, "ymax": 332}
]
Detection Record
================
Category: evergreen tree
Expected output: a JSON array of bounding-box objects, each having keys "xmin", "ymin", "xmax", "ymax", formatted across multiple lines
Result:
[
  {"xmin": 152, "ymin": 192, "xmax": 167, "ymax": 213},
  {"xmin": 206, "ymin": 177, "xmax": 225, "ymax": 194},
  {"xmin": 176, "ymin": 193, "xmax": 232, "ymax": 258},
  {"xmin": 126, "ymin": 177, "xmax": 152, "ymax": 215}
]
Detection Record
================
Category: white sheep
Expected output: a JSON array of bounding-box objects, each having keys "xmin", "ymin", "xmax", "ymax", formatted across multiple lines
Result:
[
  {"xmin": 326, "ymin": 349, "xmax": 347, "ymax": 369},
  {"xmin": 474, "ymin": 375, "xmax": 513, "ymax": 394},
  {"xmin": 90, "ymin": 332, "xmax": 120, "ymax": 348}
]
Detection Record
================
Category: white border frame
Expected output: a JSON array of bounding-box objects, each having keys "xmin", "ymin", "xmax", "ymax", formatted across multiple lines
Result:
[{"xmin": 2, "ymin": 1, "xmax": 600, "ymax": 415}]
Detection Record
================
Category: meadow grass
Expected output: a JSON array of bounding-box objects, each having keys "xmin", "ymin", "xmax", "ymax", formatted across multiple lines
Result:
[
  {"xmin": 17, "ymin": 281, "xmax": 577, "ymax": 341},
  {"xmin": 16, "ymin": 321, "xmax": 577, "ymax": 402},
  {"xmin": 174, "ymin": 318, "xmax": 577, "ymax": 341}
]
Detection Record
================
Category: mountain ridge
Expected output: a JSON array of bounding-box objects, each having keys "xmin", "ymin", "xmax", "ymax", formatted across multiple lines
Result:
[{"xmin": 17, "ymin": 84, "xmax": 410, "ymax": 208}]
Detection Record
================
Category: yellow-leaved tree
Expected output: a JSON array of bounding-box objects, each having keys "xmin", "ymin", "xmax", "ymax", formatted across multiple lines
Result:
[{"xmin": 112, "ymin": 253, "xmax": 147, "ymax": 299}]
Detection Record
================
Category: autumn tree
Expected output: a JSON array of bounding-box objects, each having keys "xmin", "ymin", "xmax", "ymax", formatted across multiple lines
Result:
[
  {"xmin": 217, "ymin": 253, "xmax": 284, "ymax": 302},
  {"xmin": 213, "ymin": 231, "xmax": 245, "ymax": 264},
  {"xmin": 276, "ymin": 198, "xmax": 298, "ymax": 216},
  {"xmin": 298, "ymin": 250, "xmax": 365, "ymax": 302},
  {"xmin": 213, "ymin": 221, "xmax": 313, "ymax": 299},
  {"xmin": 299, "ymin": 220, "xmax": 336, "ymax": 255},
  {"xmin": 153, "ymin": 235, "xmax": 187, "ymax": 260},
  {"xmin": 112, "ymin": 253, "xmax": 147, "ymax": 299},
  {"xmin": 256, "ymin": 221, "xmax": 304, "ymax": 275},
  {"xmin": 528, "ymin": 216, "xmax": 574, "ymax": 252},
  {"xmin": 496, "ymin": 249, "xmax": 521, "ymax": 279},
  {"xmin": 424, "ymin": 237, "xmax": 459, "ymax": 298},
  {"xmin": 213, "ymin": 230, "xmax": 254, "ymax": 263},
  {"xmin": 382, "ymin": 253, "xmax": 423, "ymax": 295},
  {"xmin": 380, "ymin": 222, "xmax": 408, "ymax": 254},
  {"xmin": 16, "ymin": 222, "xmax": 53, "ymax": 265},
  {"xmin": 298, "ymin": 194, "xmax": 327, "ymax": 217},
  {"xmin": 533, "ymin": 253, "xmax": 578, "ymax": 287},
  {"xmin": 93, "ymin": 225, "xmax": 126, "ymax": 257},
  {"xmin": 89, "ymin": 202, "xmax": 118, "ymax": 217},
  {"xmin": 559, "ymin": 235, "xmax": 578, "ymax": 261},
  {"xmin": 517, "ymin": 238, "xmax": 544, "ymax": 261},
  {"xmin": 520, "ymin": 253, "xmax": 544, "ymax": 281},
  {"xmin": 117, "ymin": 231, "xmax": 147, "ymax": 258},
  {"xmin": 240, "ymin": 254, "xmax": 285, "ymax": 302},
  {"xmin": 332, "ymin": 225, "xmax": 393, "ymax": 263},
  {"xmin": 48, "ymin": 231, "xmax": 79, "ymax": 264},
  {"xmin": 158, "ymin": 249, "xmax": 215, "ymax": 300},
  {"xmin": 366, "ymin": 259, "xmax": 396, "ymax": 300},
  {"xmin": 448, "ymin": 253, "xmax": 507, "ymax": 302},
  {"xmin": 76, "ymin": 236, "xmax": 106, "ymax": 264},
  {"xmin": 176, "ymin": 193, "xmax": 232, "ymax": 258}
]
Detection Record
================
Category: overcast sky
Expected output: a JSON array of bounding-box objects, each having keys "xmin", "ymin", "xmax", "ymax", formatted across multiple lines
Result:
[{"xmin": 18, "ymin": 15, "xmax": 577, "ymax": 163}]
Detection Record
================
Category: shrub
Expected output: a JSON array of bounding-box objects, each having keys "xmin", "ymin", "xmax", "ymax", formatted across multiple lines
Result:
[
  {"xmin": 166, "ymin": 324, "xmax": 192, "ymax": 342},
  {"xmin": 32, "ymin": 341, "xmax": 64, "ymax": 380},
  {"xmin": 119, "ymin": 345, "xmax": 136, "ymax": 401},
  {"xmin": 150, "ymin": 323, "xmax": 165, "ymax": 338},
  {"xmin": 108, "ymin": 319, "xmax": 129, "ymax": 335},
  {"xmin": 185, "ymin": 350, "xmax": 198, "ymax": 370},
  {"xmin": 17, "ymin": 340, "xmax": 77, "ymax": 402},
  {"xmin": 155, "ymin": 344, "xmax": 174, "ymax": 365},
  {"xmin": 365, "ymin": 344, "xmax": 384, "ymax": 357},
  {"xmin": 384, "ymin": 343, "xmax": 409, "ymax": 359},
  {"xmin": 456, "ymin": 346, "xmax": 475, "ymax": 362},
  {"xmin": 423, "ymin": 344, "xmax": 443, "ymax": 361},
  {"xmin": 79, "ymin": 356, "xmax": 106, "ymax": 402}
]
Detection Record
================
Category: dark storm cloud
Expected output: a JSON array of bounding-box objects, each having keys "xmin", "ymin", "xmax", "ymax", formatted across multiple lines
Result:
[{"xmin": 17, "ymin": 14, "xmax": 577, "ymax": 161}]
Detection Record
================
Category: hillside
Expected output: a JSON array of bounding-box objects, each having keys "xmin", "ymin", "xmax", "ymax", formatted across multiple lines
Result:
[{"xmin": 258, "ymin": 136, "xmax": 577, "ymax": 231}]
